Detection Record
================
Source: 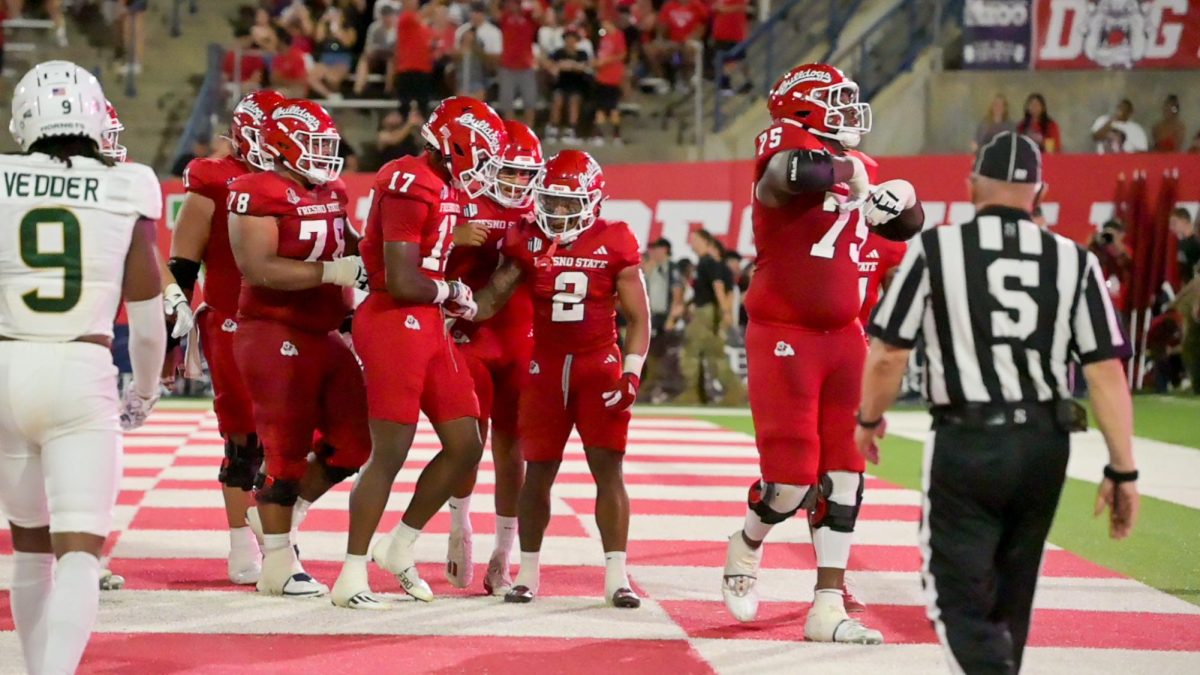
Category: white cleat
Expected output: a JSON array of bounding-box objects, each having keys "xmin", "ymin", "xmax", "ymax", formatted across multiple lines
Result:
[
  {"xmin": 99, "ymin": 568, "xmax": 125, "ymax": 591},
  {"xmin": 483, "ymin": 555, "xmax": 513, "ymax": 596},
  {"xmin": 804, "ymin": 592, "xmax": 884, "ymax": 645},
  {"xmin": 446, "ymin": 528, "xmax": 474, "ymax": 589},
  {"xmin": 371, "ymin": 535, "xmax": 434, "ymax": 602},
  {"xmin": 721, "ymin": 531, "xmax": 763, "ymax": 622},
  {"xmin": 331, "ymin": 573, "xmax": 391, "ymax": 611},
  {"xmin": 257, "ymin": 547, "xmax": 327, "ymax": 598},
  {"xmin": 228, "ymin": 528, "xmax": 262, "ymax": 585}
]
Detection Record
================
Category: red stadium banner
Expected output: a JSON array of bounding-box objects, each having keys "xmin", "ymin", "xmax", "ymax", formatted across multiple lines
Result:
[
  {"xmin": 1033, "ymin": 0, "xmax": 1200, "ymax": 69},
  {"xmin": 155, "ymin": 153, "xmax": 1200, "ymax": 260}
]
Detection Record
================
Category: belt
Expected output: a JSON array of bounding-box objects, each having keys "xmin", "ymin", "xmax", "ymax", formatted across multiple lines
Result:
[
  {"xmin": 930, "ymin": 402, "xmax": 1059, "ymax": 430},
  {"xmin": 0, "ymin": 334, "xmax": 113, "ymax": 349}
]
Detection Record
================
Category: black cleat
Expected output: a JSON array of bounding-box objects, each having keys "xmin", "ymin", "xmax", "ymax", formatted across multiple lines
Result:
[
  {"xmin": 505, "ymin": 585, "xmax": 534, "ymax": 603},
  {"xmin": 609, "ymin": 587, "xmax": 641, "ymax": 609}
]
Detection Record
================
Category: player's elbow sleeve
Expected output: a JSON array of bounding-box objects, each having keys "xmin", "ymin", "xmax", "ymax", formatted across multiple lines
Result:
[
  {"xmin": 125, "ymin": 295, "xmax": 167, "ymax": 399},
  {"xmin": 784, "ymin": 150, "xmax": 836, "ymax": 193}
]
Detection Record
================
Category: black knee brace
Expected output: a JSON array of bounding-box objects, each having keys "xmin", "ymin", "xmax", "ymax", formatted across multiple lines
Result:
[
  {"xmin": 313, "ymin": 442, "xmax": 358, "ymax": 484},
  {"xmin": 254, "ymin": 475, "xmax": 301, "ymax": 507},
  {"xmin": 808, "ymin": 473, "xmax": 865, "ymax": 533},
  {"xmin": 218, "ymin": 434, "xmax": 263, "ymax": 491},
  {"xmin": 748, "ymin": 480, "xmax": 810, "ymax": 525}
]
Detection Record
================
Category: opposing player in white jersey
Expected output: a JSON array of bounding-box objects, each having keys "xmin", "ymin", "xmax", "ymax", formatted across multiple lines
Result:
[{"xmin": 0, "ymin": 61, "xmax": 167, "ymax": 674}]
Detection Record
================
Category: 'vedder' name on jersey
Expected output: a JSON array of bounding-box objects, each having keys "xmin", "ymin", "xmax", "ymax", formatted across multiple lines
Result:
[{"xmin": 2, "ymin": 170, "xmax": 101, "ymax": 203}]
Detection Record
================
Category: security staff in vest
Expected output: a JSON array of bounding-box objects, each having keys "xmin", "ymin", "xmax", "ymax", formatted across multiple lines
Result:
[{"xmin": 852, "ymin": 132, "xmax": 1139, "ymax": 674}]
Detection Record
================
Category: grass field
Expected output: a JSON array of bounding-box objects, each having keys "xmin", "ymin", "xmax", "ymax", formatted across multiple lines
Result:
[{"xmin": 704, "ymin": 395, "xmax": 1200, "ymax": 608}]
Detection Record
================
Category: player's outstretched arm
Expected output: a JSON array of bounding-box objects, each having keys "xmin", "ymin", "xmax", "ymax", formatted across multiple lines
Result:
[
  {"xmin": 755, "ymin": 150, "xmax": 868, "ymax": 209},
  {"xmin": 473, "ymin": 259, "xmax": 524, "ymax": 322},
  {"xmin": 231, "ymin": 214, "xmax": 355, "ymax": 290},
  {"xmin": 122, "ymin": 218, "xmax": 168, "ymax": 417}
]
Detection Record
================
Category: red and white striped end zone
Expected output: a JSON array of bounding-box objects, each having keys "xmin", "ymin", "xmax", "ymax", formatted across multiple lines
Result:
[{"xmin": 1, "ymin": 410, "xmax": 1196, "ymax": 674}]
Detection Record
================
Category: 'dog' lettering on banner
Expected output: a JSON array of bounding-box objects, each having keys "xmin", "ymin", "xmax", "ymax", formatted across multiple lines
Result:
[{"xmin": 1035, "ymin": 0, "xmax": 1200, "ymax": 69}]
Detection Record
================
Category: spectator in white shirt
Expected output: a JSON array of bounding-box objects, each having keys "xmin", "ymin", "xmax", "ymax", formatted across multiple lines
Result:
[
  {"xmin": 1091, "ymin": 98, "xmax": 1149, "ymax": 153},
  {"xmin": 455, "ymin": 2, "xmax": 503, "ymax": 69}
]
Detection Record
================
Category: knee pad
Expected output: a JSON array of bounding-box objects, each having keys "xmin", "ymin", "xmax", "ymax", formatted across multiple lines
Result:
[
  {"xmin": 218, "ymin": 434, "xmax": 263, "ymax": 490},
  {"xmin": 748, "ymin": 480, "xmax": 817, "ymax": 525},
  {"xmin": 254, "ymin": 475, "xmax": 301, "ymax": 507},
  {"xmin": 313, "ymin": 442, "xmax": 359, "ymax": 484},
  {"xmin": 809, "ymin": 471, "xmax": 864, "ymax": 533}
]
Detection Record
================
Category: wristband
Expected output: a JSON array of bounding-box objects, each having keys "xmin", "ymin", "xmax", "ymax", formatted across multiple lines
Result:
[
  {"xmin": 855, "ymin": 410, "xmax": 883, "ymax": 429},
  {"xmin": 1103, "ymin": 465, "xmax": 1138, "ymax": 484},
  {"xmin": 432, "ymin": 280, "xmax": 450, "ymax": 305},
  {"xmin": 623, "ymin": 353, "xmax": 645, "ymax": 376}
]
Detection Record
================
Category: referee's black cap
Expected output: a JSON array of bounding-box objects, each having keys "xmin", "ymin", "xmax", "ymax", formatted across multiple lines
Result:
[{"xmin": 974, "ymin": 131, "xmax": 1042, "ymax": 184}]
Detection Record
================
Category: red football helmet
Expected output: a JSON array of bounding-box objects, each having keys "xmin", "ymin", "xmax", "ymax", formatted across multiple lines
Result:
[
  {"xmin": 230, "ymin": 89, "xmax": 286, "ymax": 171},
  {"xmin": 262, "ymin": 99, "xmax": 343, "ymax": 185},
  {"xmin": 100, "ymin": 100, "xmax": 126, "ymax": 162},
  {"xmin": 421, "ymin": 96, "xmax": 508, "ymax": 198},
  {"xmin": 489, "ymin": 120, "xmax": 543, "ymax": 209},
  {"xmin": 767, "ymin": 63, "xmax": 872, "ymax": 147},
  {"xmin": 533, "ymin": 150, "xmax": 605, "ymax": 244}
]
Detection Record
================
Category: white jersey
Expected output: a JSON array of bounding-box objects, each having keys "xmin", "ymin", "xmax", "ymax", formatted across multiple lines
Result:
[{"xmin": 0, "ymin": 153, "xmax": 161, "ymax": 341}]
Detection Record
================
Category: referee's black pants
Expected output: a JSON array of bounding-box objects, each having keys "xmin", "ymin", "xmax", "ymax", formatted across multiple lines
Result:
[{"xmin": 921, "ymin": 424, "xmax": 1070, "ymax": 675}]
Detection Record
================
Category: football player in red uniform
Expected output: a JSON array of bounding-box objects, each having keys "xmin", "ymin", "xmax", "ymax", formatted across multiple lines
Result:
[
  {"xmin": 228, "ymin": 99, "xmax": 371, "ymax": 598},
  {"xmin": 330, "ymin": 97, "xmax": 504, "ymax": 609},
  {"xmin": 858, "ymin": 232, "xmax": 908, "ymax": 328},
  {"xmin": 720, "ymin": 64, "xmax": 923, "ymax": 643},
  {"xmin": 441, "ymin": 120, "xmax": 542, "ymax": 595},
  {"xmin": 167, "ymin": 90, "xmax": 284, "ymax": 586},
  {"xmin": 471, "ymin": 150, "xmax": 650, "ymax": 608}
]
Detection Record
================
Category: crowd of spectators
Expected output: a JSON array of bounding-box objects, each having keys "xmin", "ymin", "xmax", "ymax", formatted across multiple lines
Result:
[
  {"xmin": 974, "ymin": 92, "xmax": 1200, "ymax": 155},
  {"xmin": 223, "ymin": 0, "xmax": 757, "ymax": 154}
]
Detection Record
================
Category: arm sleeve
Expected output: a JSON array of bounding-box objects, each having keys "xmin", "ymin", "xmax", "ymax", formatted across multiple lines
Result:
[
  {"xmin": 124, "ymin": 295, "xmax": 167, "ymax": 399},
  {"xmin": 379, "ymin": 194, "xmax": 431, "ymax": 243},
  {"xmin": 1071, "ymin": 251, "xmax": 1128, "ymax": 364},
  {"xmin": 867, "ymin": 233, "xmax": 929, "ymax": 348}
]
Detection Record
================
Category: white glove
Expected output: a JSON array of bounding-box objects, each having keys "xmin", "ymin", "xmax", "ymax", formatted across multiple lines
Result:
[
  {"xmin": 321, "ymin": 255, "xmax": 368, "ymax": 289},
  {"xmin": 443, "ymin": 280, "xmax": 478, "ymax": 321},
  {"xmin": 863, "ymin": 179, "xmax": 917, "ymax": 227},
  {"xmin": 843, "ymin": 155, "xmax": 871, "ymax": 204},
  {"xmin": 163, "ymin": 283, "xmax": 195, "ymax": 340},
  {"xmin": 120, "ymin": 386, "xmax": 161, "ymax": 431}
]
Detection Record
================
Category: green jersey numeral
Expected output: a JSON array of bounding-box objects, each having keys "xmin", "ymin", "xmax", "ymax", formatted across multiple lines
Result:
[{"xmin": 20, "ymin": 207, "xmax": 82, "ymax": 313}]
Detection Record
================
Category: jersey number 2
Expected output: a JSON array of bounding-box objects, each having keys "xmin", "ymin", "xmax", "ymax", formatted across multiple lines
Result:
[
  {"xmin": 19, "ymin": 208, "xmax": 82, "ymax": 313},
  {"xmin": 552, "ymin": 271, "xmax": 588, "ymax": 322}
]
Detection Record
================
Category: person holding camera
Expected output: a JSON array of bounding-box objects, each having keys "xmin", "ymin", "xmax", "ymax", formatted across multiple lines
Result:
[{"xmin": 857, "ymin": 132, "xmax": 1138, "ymax": 674}]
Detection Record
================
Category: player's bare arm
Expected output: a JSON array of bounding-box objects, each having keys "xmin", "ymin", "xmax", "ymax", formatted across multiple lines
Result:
[
  {"xmin": 473, "ymin": 258, "xmax": 525, "ymax": 321},
  {"xmin": 231, "ymin": 214, "xmax": 354, "ymax": 290},
  {"xmin": 382, "ymin": 240, "xmax": 449, "ymax": 303},
  {"xmin": 170, "ymin": 192, "xmax": 216, "ymax": 275},
  {"xmin": 453, "ymin": 220, "xmax": 490, "ymax": 247},
  {"xmin": 755, "ymin": 151, "xmax": 867, "ymax": 208},
  {"xmin": 123, "ymin": 218, "xmax": 164, "ymax": 303},
  {"xmin": 616, "ymin": 266, "xmax": 651, "ymax": 361}
]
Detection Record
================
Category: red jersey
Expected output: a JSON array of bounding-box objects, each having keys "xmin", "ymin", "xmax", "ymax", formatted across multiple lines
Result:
[
  {"xmin": 502, "ymin": 218, "xmax": 640, "ymax": 354},
  {"xmin": 396, "ymin": 10, "xmax": 434, "ymax": 73},
  {"xmin": 746, "ymin": 120, "xmax": 877, "ymax": 331},
  {"xmin": 857, "ymin": 234, "xmax": 907, "ymax": 327},
  {"xmin": 361, "ymin": 156, "xmax": 460, "ymax": 303},
  {"xmin": 498, "ymin": 10, "xmax": 538, "ymax": 70},
  {"xmin": 227, "ymin": 172, "xmax": 353, "ymax": 333},
  {"xmin": 658, "ymin": 0, "xmax": 708, "ymax": 42},
  {"xmin": 183, "ymin": 155, "xmax": 250, "ymax": 315},
  {"xmin": 446, "ymin": 195, "xmax": 534, "ymax": 341},
  {"xmin": 595, "ymin": 30, "xmax": 627, "ymax": 86},
  {"xmin": 711, "ymin": 0, "xmax": 748, "ymax": 42}
]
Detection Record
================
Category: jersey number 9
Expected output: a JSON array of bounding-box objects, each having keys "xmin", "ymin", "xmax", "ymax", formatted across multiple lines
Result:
[{"xmin": 19, "ymin": 208, "xmax": 82, "ymax": 313}]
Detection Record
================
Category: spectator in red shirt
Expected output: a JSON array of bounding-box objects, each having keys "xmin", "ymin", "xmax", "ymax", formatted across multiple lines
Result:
[
  {"xmin": 592, "ymin": 16, "xmax": 627, "ymax": 146},
  {"xmin": 711, "ymin": 0, "xmax": 752, "ymax": 96},
  {"xmin": 1017, "ymin": 93, "xmax": 1062, "ymax": 153},
  {"xmin": 394, "ymin": 0, "xmax": 435, "ymax": 116},
  {"xmin": 650, "ymin": 0, "xmax": 707, "ymax": 90},
  {"xmin": 223, "ymin": 26, "xmax": 267, "ymax": 91},
  {"xmin": 270, "ymin": 29, "xmax": 312, "ymax": 98},
  {"xmin": 497, "ymin": 0, "xmax": 543, "ymax": 127}
]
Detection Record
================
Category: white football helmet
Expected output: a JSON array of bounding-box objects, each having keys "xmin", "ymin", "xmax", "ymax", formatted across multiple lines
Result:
[{"xmin": 9, "ymin": 60, "xmax": 108, "ymax": 152}]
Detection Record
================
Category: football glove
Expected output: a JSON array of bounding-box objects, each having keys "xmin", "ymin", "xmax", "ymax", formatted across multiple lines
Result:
[
  {"xmin": 163, "ymin": 283, "xmax": 195, "ymax": 340},
  {"xmin": 601, "ymin": 373, "xmax": 640, "ymax": 412},
  {"xmin": 443, "ymin": 280, "xmax": 478, "ymax": 321},
  {"xmin": 322, "ymin": 255, "xmax": 368, "ymax": 290},
  {"xmin": 863, "ymin": 179, "xmax": 917, "ymax": 227},
  {"xmin": 120, "ymin": 386, "xmax": 161, "ymax": 431}
]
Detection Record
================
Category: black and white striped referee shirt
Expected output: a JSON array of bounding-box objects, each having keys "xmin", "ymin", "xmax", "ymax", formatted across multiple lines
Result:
[{"xmin": 867, "ymin": 206, "xmax": 1127, "ymax": 406}]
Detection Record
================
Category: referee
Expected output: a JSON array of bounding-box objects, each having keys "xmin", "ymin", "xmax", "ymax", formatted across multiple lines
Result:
[{"xmin": 853, "ymin": 132, "xmax": 1140, "ymax": 674}]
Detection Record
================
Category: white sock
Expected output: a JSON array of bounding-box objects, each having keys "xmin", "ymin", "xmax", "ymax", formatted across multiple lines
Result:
[
  {"xmin": 42, "ymin": 551, "xmax": 100, "ymax": 675},
  {"xmin": 812, "ymin": 586, "xmax": 846, "ymax": 612},
  {"xmin": 448, "ymin": 495, "xmax": 472, "ymax": 533},
  {"xmin": 292, "ymin": 498, "xmax": 313, "ymax": 531},
  {"xmin": 341, "ymin": 553, "xmax": 370, "ymax": 586},
  {"xmin": 812, "ymin": 528, "xmax": 853, "ymax": 569},
  {"xmin": 493, "ymin": 515, "xmax": 517, "ymax": 560},
  {"xmin": 604, "ymin": 551, "xmax": 630, "ymax": 594},
  {"xmin": 11, "ymin": 552, "xmax": 54, "ymax": 672},
  {"xmin": 262, "ymin": 532, "xmax": 291, "ymax": 553},
  {"xmin": 513, "ymin": 551, "xmax": 540, "ymax": 591},
  {"xmin": 391, "ymin": 521, "xmax": 421, "ymax": 547},
  {"xmin": 229, "ymin": 526, "xmax": 258, "ymax": 553}
]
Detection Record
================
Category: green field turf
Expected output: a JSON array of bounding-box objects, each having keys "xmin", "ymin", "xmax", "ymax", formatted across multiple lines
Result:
[
  {"xmin": 706, "ymin": 410, "xmax": 1200, "ymax": 608},
  {"xmin": 1108, "ymin": 395, "xmax": 1200, "ymax": 450}
]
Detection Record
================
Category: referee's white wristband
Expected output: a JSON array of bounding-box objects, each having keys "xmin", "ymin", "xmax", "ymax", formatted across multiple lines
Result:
[
  {"xmin": 432, "ymin": 280, "xmax": 450, "ymax": 305},
  {"xmin": 623, "ymin": 354, "xmax": 645, "ymax": 377}
]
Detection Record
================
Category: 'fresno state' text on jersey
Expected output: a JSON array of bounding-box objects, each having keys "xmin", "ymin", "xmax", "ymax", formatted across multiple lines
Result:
[
  {"xmin": 183, "ymin": 155, "xmax": 248, "ymax": 314},
  {"xmin": 857, "ymin": 233, "xmax": 906, "ymax": 327},
  {"xmin": 227, "ymin": 171, "xmax": 352, "ymax": 333},
  {"xmin": 746, "ymin": 120, "xmax": 878, "ymax": 331},
  {"xmin": 502, "ymin": 218, "xmax": 640, "ymax": 353},
  {"xmin": 361, "ymin": 156, "xmax": 459, "ymax": 299},
  {"xmin": 447, "ymin": 194, "xmax": 533, "ymax": 340}
]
